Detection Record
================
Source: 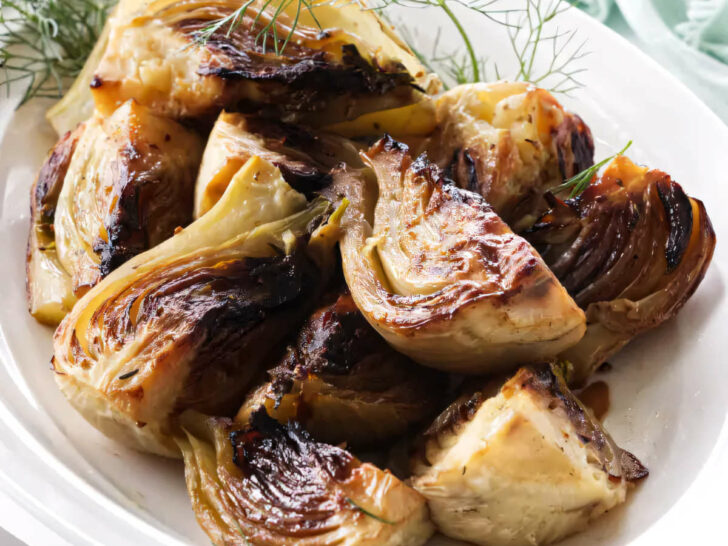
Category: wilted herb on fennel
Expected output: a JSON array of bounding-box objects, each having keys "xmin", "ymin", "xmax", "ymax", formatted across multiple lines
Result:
[
  {"xmin": 0, "ymin": 0, "xmax": 114, "ymax": 105},
  {"xmin": 192, "ymin": 0, "xmax": 322, "ymax": 56},
  {"xmin": 346, "ymin": 497, "xmax": 395, "ymax": 524},
  {"xmin": 553, "ymin": 141, "xmax": 633, "ymax": 198}
]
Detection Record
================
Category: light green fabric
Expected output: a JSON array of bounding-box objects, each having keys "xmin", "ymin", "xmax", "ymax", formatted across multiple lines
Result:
[
  {"xmin": 569, "ymin": 0, "xmax": 613, "ymax": 21},
  {"xmin": 571, "ymin": 0, "xmax": 728, "ymax": 123},
  {"xmin": 675, "ymin": 0, "xmax": 728, "ymax": 63},
  {"xmin": 572, "ymin": 0, "xmax": 728, "ymax": 64}
]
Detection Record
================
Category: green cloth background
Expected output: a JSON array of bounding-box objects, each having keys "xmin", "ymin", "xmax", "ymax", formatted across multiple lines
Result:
[{"xmin": 571, "ymin": 0, "xmax": 728, "ymax": 123}]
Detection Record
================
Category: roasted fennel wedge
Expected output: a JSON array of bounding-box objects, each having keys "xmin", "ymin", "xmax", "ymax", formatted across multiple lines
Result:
[
  {"xmin": 526, "ymin": 156, "xmax": 716, "ymax": 384},
  {"xmin": 178, "ymin": 409, "xmax": 434, "ymax": 546},
  {"xmin": 410, "ymin": 362, "xmax": 647, "ymax": 546},
  {"xmin": 195, "ymin": 112, "xmax": 360, "ymax": 217},
  {"xmin": 54, "ymin": 100, "xmax": 204, "ymax": 296},
  {"xmin": 335, "ymin": 136, "xmax": 585, "ymax": 373},
  {"xmin": 237, "ymin": 289, "xmax": 443, "ymax": 448},
  {"xmin": 425, "ymin": 82, "xmax": 594, "ymax": 230},
  {"xmin": 26, "ymin": 128, "xmax": 81, "ymax": 325},
  {"xmin": 88, "ymin": 0, "xmax": 438, "ymax": 124},
  {"xmin": 52, "ymin": 156, "xmax": 337, "ymax": 456}
]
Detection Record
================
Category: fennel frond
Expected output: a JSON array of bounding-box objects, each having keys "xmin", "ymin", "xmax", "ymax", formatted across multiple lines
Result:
[
  {"xmin": 0, "ymin": 0, "xmax": 114, "ymax": 105},
  {"xmin": 192, "ymin": 0, "xmax": 322, "ymax": 56},
  {"xmin": 507, "ymin": 0, "xmax": 589, "ymax": 94},
  {"xmin": 553, "ymin": 140, "xmax": 632, "ymax": 198}
]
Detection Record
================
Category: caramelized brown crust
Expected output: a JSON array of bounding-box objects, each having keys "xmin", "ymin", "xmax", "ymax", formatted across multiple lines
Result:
[
  {"xmin": 229, "ymin": 410, "xmax": 357, "ymax": 533},
  {"xmin": 54, "ymin": 101, "xmax": 204, "ymax": 295},
  {"xmin": 409, "ymin": 362, "xmax": 646, "ymax": 546},
  {"xmin": 427, "ymin": 83, "xmax": 594, "ymax": 229},
  {"xmin": 235, "ymin": 117, "xmax": 339, "ymax": 195},
  {"xmin": 187, "ymin": 23, "xmax": 414, "ymax": 105},
  {"xmin": 26, "ymin": 128, "xmax": 82, "ymax": 324},
  {"xmin": 91, "ymin": 0, "xmax": 433, "ymax": 124},
  {"xmin": 179, "ymin": 410, "xmax": 433, "ymax": 545},
  {"xmin": 60, "ymin": 246, "xmax": 319, "ymax": 423},
  {"xmin": 195, "ymin": 113, "xmax": 362, "ymax": 216},
  {"xmin": 335, "ymin": 136, "xmax": 585, "ymax": 373},
  {"xmin": 525, "ymin": 156, "xmax": 716, "ymax": 383},
  {"xmin": 417, "ymin": 363, "xmax": 647, "ymax": 482},
  {"xmin": 31, "ymin": 130, "xmax": 79, "ymax": 225},
  {"xmin": 237, "ymin": 290, "xmax": 443, "ymax": 447}
]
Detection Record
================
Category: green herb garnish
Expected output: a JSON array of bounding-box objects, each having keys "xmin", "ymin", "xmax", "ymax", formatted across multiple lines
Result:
[
  {"xmin": 552, "ymin": 140, "xmax": 632, "ymax": 198},
  {"xmin": 1, "ymin": 0, "xmax": 587, "ymax": 108},
  {"xmin": 0, "ymin": 0, "xmax": 114, "ymax": 105},
  {"xmin": 380, "ymin": 0, "xmax": 586, "ymax": 93},
  {"xmin": 193, "ymin": 0, "xmax": 322, "ymax": 56},
  {"xmin": 346, "ymin": 497, "xmax": 395, "ymax": 525},
  {"xmin": 507, "ymin": 0, "xmax": 589, "ymax": 94},
  {"xmin": 373, "ymin": 0, "xmax": 518, "ymax": 85}
]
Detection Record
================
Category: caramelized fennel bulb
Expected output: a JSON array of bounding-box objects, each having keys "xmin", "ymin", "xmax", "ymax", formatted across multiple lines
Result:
[
  {"xmin": 526, "ymin": 156, "xmax": 716, "ymax": 384},
  {"xmin": 335, "ymin": 136, "xmax": 585, "ymax": 373},
  {"xmin": 236, "ymin": 290, "xmax": 443, "ymax": 448},
  {"xmin": 89, "ymin": 0, "xmax": 438, "ymax": 124},
  {"xmin": 178, "ymin": 409, "xmax": 434, "ymax": 546},
  {"xmin": 195, "ymin": 112, "xmax": 360, "ymax": 217},
  {"xmin": 410, "ymin": 362, "xmax": 647, "ymax": 546},
  {"xmin": 53, "ymin": 100, "xmax": 203, "ymax": 297},
  {"xmin": 425, "ymin": 82, "xmax": 594, "ymax": 230},
  {"xmin": 26, "ymin": 129, "xmax": 80, "ymax": 325},
  {"xmin": 52, "ymin": 156, "xmax": 335, "ymax": 456}
]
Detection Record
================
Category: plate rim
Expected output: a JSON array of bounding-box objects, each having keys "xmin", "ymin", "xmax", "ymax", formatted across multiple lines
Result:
[{"xmin": 0, "ymin": 5, "xmax": 726, "ymax": 546}]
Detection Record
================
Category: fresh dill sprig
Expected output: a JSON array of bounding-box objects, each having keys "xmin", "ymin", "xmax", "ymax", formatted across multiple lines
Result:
[
  {"xmin": 369, "ymin": 1, "xmax": 518, "ymax": 83},
  {"xmin": 379, "ymin": 1, "xmax": 514, "ymax": 88},
  {"xmin": 397, "ymin": 24, "xmax": 484, "ymax": 90},
  {"xmin": 552, "ymin": 140, "xmax": 632, "ymax": 198},
  {"xmin": 345, "ymin": 497, "xmax": 395, "ymax": 525},
  {"xmin": 192, "ymin": 0, "xmax": 321, "ymax": 56},
  {"xmin": 506, "ymin": 0, "xmax": 589, "ymax": 94},
  {"xmin": 192, "ymin": 0, "xmax": 257, "ymax": 45},
  {"xmin": 0, "ymin": 0, "xmax": 114, "ymax": 105},
  {"xmin": 381, "ymin": 0, "xmax": 585, "ymax": 94}
]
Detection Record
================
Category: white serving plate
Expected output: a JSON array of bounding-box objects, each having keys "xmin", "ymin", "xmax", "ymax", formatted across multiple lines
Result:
[{"xmin": 0, "ymin": 4, "xmax": 726, "ymax": 545}]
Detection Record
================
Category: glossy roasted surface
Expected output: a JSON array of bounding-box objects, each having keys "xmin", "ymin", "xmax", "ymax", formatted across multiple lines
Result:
[
  {"xmin": 427, "ymin": 82, "xmax": 594, "ymax": 229},
  {"xmin": 194, "ymin": 112, "xmax": 360, "ymax": 215},
  {"xmin": 336, "ymin": 136, "xmax": 585, "ymax": 372},
  {"xmin": 178, "ymin": 410, "xmax": 433, "ymax": 545},
  {"xmin": 238, "ymin": 290, "xmax": 443, "ymax": 447},
  {"xmin": 26, "ymin": 127, "xmax": 81, "ymax": 324},
  {"xmin": 230, "ymin": 409, "xmax": 356, "ymax": 532},
  {"xmin": 526, "ymin": 156, "xmax": 716, "ymax": 382},
  {"xmin": 410, "ymin": 362, "xmax": 646, "ymax": 546},
  {"xmin": 90, "ymin": 0, "xmax": 433, "ymax": 123},
  {"xmin": 51, "ymin": 159, "xmax": 333, "ymax": 456},
  {"xmin": 53, "ymin": 101, "xmax": 203, "ymax": 295}
]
